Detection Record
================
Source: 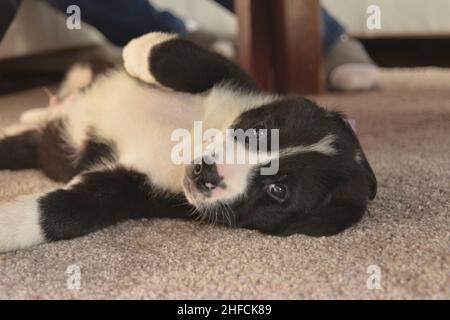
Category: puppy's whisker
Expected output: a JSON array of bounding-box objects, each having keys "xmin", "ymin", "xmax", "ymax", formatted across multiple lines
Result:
[
  {"xmin": 224, "ymin": 202, "xmax": 234, "ymax": 227},
  {"xmin": 218, "ymin": 202, "xmax": 229, "ymax": 226}
]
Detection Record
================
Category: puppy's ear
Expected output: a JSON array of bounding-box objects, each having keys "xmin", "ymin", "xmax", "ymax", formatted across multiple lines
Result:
[
  {"xmin": 355, "ymin": 146, "xmax": 377, "ymax": 200},
  {"xmin": 278, "ymin": 173, "xmax": 369, "ymax": 237},
  {"xmin": 337, "ymin": 113, "xmax": 377, "ymax": 200}
]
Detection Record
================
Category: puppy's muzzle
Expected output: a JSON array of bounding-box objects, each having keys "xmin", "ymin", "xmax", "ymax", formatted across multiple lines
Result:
[{"xmin": 186, "ymin": 157, "xmax": 225, "ymax": 194}]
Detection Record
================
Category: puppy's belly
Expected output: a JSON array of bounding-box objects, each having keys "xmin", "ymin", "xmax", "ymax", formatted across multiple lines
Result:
[{"xmin": 64, "ymin": 71, "xmax": 204, "ymax": 193}]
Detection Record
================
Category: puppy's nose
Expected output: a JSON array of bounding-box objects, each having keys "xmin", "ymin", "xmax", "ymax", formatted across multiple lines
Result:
[{"xmin": 189, "ymin": 157, "xmax": 223, "ymax": 190}]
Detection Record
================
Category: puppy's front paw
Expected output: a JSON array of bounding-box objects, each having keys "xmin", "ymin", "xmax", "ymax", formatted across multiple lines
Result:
[
  {"xmin": 2, "ymin": 123, "xmax": 37, "ymax": 137},
  {"xmin": 20, "ymin": 107, "xmax": 50, "ymax": 125},
  {"xmin": 1, "ymin": 108, "xmax": 51, "ymax": 137},
  {"xmin": 122, "ymin": 32, "xmax": 178, "ymax": 84}
]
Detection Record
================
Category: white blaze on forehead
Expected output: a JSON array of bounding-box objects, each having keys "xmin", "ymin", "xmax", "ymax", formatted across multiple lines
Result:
[
  {"xmin": 247, "ymin": 135, "xmax": 338, "ymax": 175},
  {"xmin": 192, "ymin": 133, "xmax": 337, "ymax": 204},
  {"xmin": 202, "ymin": 84, "xmax": 279, "ymax": 132},
  {"xmin": 214, "ymin": 135, "xmax": 338, "ymax": 194},
  {"xmin": 277, "ymin": 134, "xmax": 338, "ymax": 159}
]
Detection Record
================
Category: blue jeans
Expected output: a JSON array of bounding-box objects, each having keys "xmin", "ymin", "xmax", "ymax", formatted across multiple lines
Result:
[
  {"xmin": 48, "ymin": 0, "xmax": 187, "ymax": 46},
  {"xmin": 48, "ymin": 0, "xmax": 345, "ymax": 54},
  {"xmin": 321, "ymin": 9, "xmax": 346, "ymax": 56}
]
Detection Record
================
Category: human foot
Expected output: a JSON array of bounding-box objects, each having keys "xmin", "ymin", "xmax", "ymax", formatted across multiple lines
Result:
[{"xmin": 325, "ymin": 35, "xmax": 381, "ymax": 91}]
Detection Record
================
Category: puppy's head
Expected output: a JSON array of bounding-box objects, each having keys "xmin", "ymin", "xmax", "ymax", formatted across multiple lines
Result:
[{"xmin": 182, "ymin": 97, "xmax": 377, "ymax": 236}]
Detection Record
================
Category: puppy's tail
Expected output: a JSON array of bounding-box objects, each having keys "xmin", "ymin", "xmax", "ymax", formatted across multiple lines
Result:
[{"xmin": 0, "ymin": 131, "xmax": 40, "ymax": 170}]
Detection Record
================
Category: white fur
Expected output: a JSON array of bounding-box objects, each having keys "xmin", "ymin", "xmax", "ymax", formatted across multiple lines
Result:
[
  {"xmin": 0, "ymin": 32, "xmax": 335, "ymax": 251},
  {"xmin": 0, "ymin": 195, "xmax": 45, "ymax": 252},
  {"xmin": 278, "ymin": 135, "xmax": 338, "ymax": 158},
  {"xmin": 203, "ymin": 84, "xmax": 278, "ymax": 131},
  {"xmin": 20, "ymin": 107, "xmax": 51, "ymax": 124},
  {"xmin": 60, "ymin": 70, "xmax": 203, "ymax": 193},
  {"xmin": 59, "ymin": 63, "xmax": 94, "ymax": 97},
  {"xmin": 53, "ymin": 69, "xmax": 277, "ymax": 195},
  {"xmin": 196, "ymin": 134, "xmax": 338, "ymax": 205},
  {"xmin": 10, "ymin": 96, "xmax": 78, "ymax": 135},
  {"xmin": 122, "ymin": 32, "xmax": 178, "ymax": 86},
  {"xmin": 188, "ymin": 133, "xmax": 275, "ymax": 206},
  {"xmin": 20, "ymin": 107, "xmax": 67, "ymax": 128},
  {"xmin": 3, "ymin": 123, "xmax": 38, "ymax": 137},
  {"xmin": 2, "ymin": 107, "xmax": 52, "ymax": 136},
  {"xmin": 190, "ymin": 141, "xmax": 254, "ymax": 206},
  {"xmin": 63, "ymin": 175, "xmax": 84, "ymax": 190},
  {"xmin": 194, "ymin": 134, "xmax": 338, "ymax": 206},
  {"xmin": 4, "ymin": 64, "xmax": 93, "ymax": 136}
]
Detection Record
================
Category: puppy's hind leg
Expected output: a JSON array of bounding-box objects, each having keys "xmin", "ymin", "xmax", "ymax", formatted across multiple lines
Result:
[
  {"xmin": 0, "ymin": 121, "xmax": 78, "ymax": 183},
  {"xmin": 123, "ymin": 32, "xmax": 259, "ymax": 93}
]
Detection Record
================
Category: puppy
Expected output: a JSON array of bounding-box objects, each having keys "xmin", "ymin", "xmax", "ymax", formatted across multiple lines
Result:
[{"xmin": 0, "ymin": 33, "xmax": 376, "ymax": 252}]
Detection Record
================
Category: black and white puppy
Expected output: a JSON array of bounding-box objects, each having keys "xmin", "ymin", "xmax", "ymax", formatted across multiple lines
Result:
[{"xmin": 0, "ymin": 33, "xmax": 376, "ymax": 252}]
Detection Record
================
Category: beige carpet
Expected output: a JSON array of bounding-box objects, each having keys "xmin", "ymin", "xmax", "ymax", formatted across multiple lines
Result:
[{"xmin": 0, "ymin": 68, "xmax": 449, "ymax": 299}]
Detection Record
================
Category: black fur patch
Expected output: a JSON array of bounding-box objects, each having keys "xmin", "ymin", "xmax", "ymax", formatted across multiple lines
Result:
[
  {"xmin": 76, "ymin": 129, "xmax": 118, "ymax": 171},
  {"xmin": 39, "ymin": 167, "xmax": 192, "ymax": 241},
  {"xmin": 150, "ymin": 38, "xmax": 259, "ymax": 93},
  {"xmin": 39, "ymin": 121, "xmax": 117, "ymax": 183},
  {"xmin": 76, "ymin": 60, "xmax": 117, "ymax": 94},
  {"xmin": 0, "ymin": 131, "xmax": 40, "ymax": 170},
  {"xmin": 38, "ymin": 121, "xmax": 78, "ymax": 182}
]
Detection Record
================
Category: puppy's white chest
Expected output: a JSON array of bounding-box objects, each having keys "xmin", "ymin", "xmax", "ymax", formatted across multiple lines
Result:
[{"xmin": 66, "ymin": 71, "xmax": 205, "ymax": 192}]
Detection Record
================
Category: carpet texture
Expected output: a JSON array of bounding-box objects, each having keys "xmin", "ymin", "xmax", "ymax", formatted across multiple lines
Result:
[{"xmin": 0, "ymin": 68, "xmax": 449, "ymax": 299}]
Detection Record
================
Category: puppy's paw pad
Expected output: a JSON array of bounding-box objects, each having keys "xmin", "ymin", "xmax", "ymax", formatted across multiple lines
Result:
[{"xmin": 122, "ymin": 32, "xmax": 178, "ymax": 83}]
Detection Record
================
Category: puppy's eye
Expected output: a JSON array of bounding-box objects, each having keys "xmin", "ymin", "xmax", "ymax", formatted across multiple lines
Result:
[{"xmin": 267, "ymin": 184, "xmax": 288, "ymax": 203}]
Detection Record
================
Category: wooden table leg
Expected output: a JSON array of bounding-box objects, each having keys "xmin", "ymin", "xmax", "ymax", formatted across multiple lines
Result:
[
  {"xmin": 235, "ymin": 0, "xmax": 324, "ymax": 94},
  {"xmin": 235, "ymin": 0, "xmax": 274, "ymax": 90}
]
